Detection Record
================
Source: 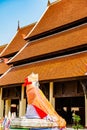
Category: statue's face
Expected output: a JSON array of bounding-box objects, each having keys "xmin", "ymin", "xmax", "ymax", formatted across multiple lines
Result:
[{"xmin": 27, "ymin": 73, "xmax": 38, "ymax": 83}]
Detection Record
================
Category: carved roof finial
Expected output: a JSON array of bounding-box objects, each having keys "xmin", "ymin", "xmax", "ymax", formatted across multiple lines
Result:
[
  {"xmin": 17, "ymin": 20, "xmax": 20, "ymax": 31},
  {"xmin": 47, "ymin": 0, "xmax": 51, "ymax": 6}
]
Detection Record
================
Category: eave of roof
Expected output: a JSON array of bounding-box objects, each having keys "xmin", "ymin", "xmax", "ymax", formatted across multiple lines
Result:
[
  {"xmin": 0, "ymin": 61, "xmax": 11, "ymax": 75},
  {"xmin": 0, "ymin": 23, "xmax": 36, "ymax": 58},
  {"xmin": 25, "ymin": 0, "xmax": 87, "ymax": 39},
  {"xmin": 8, "ymin": 24, "xmax": 87, "ymax": 64},
  {"xmin": 0, "ymin": 51, "xmax": 87, "ymax": 86}
]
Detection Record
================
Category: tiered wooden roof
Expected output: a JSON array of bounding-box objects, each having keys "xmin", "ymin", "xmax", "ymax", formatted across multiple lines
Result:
[
  {"xmin": 0, "ymin": 0, "xmax": 87, "ymax": 86},
  {"xmin": 0, "ymin": 51, "xmax": 87, "ymax": 86},
  {"xmin": 0, "ymin": 23, "xmax": 36, "ymax": 58},
  {"xmin": 8, "ymin": 24, "xmax": 87, "ymax": 64},
  {"xmin": 25, "ymin": 0, "xmax": 87, "ymax": 39}
]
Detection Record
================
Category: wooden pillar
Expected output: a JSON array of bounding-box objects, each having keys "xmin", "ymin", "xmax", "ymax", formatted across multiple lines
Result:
[
  {"xmin": 0, "ymin": 88, "xmax": 4, "ymax": 117},
  {"xmin": 19, "ymin": 85, "xmax": 26, "ymax": 117},
  {"xmin": 49, "ymin": 82, "xmax": 55, "ymax": 108},
  {"xmin": 80, "ymin": 81, "xmax": 87, "ymax": 128},
  {"xmin": 85, "ymin": 93, "xmax": 87, "ymax": 128},
  {"xmin": 5, "ymin": 99, "xmax": 11, "ymax": 116}
]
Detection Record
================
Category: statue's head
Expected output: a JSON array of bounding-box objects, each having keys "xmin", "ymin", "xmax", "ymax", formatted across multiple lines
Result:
[
  {"xmin": 27, "ymin": 72, "xmax": 39, "ymax": 87},
  {"xmin": 23, "ymin": 72, "xmax": 39, "ymax": 87},
  {"xmin": 27, "ymin": 72, "xmax": 38, "ymax": 82}
]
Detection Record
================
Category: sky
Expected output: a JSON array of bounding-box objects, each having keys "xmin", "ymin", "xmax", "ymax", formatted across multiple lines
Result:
[{"xmin": 0, "ymin": 0, "xmax": 55, "ymax": 46}]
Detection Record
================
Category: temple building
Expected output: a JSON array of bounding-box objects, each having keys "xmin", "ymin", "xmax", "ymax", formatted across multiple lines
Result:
[
  {"xmin": 0, "ymin": 0, "xmax": 87, "ymax": 127},
  {"xmin": 0, "ymin": 23, "xmax": 36, "ymax": 117}
]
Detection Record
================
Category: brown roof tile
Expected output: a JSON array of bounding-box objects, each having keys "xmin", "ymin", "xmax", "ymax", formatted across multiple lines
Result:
[
  {"xmin": 9, "ymin": 24, "xmax": 87, "ymax": 64},
  {"xmin": 26, "ymin": 0, "xmax": 87, "ymax": 39},
  {"xmin": 0, "ymin": 51, "xmax": 87, "ymax": 86},
  {"xmin": 0, "ymin": 44, "xmax": 7, "ymax": 53},
  {"xmin": 0, "ymin": 44, "xmax": 9, "ymax": 75},
  {"xmin": 0, "ymin": 23, "xmax": 36, "ymax": 57},
  {"xmin": 0, "ymin": 61, "xmax": 10, "ymax": 75}
]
